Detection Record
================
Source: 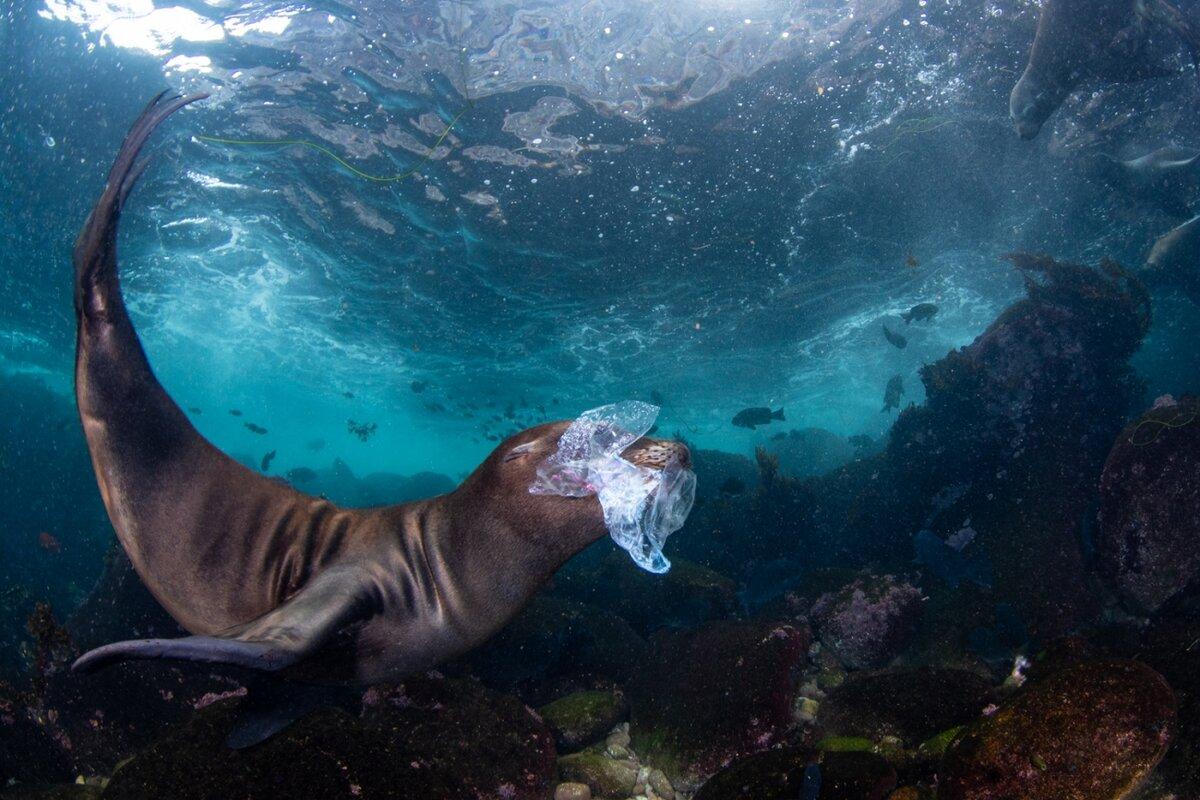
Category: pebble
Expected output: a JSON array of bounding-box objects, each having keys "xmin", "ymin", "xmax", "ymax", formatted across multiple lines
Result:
[{"xmin": 554, "ymin": 782, "xmax": 592, "ymax": 800}]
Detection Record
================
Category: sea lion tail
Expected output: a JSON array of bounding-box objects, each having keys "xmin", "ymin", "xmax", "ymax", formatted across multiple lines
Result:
[
  {"xmin": 73, "ymin": 90, "xmax": 208, "ymax": 321},
  {"xmin": 72, "ymin": 563, "xmax": 380, "ymax": 674}
]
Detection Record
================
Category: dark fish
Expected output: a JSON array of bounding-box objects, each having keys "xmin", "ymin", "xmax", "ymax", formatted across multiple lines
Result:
[
  {"xmin": 719, "ymin": 477, "xmax": 746, "ymax": 495},
  {"xmin": 914, "ymin": 529, "xmax": 992, "ymax": 589},
  {"xmin": 342, "ymin": 391, "xmax": 355, "ymax": 399},
  {"xmin": 882, "ymin": 324, "xmax": 907, "ymax": 349},
  {"xmin": 882, "ymin": 375, "xmax": 905, "ymax": 413},
  {"xmin": 902, "ymin": 302, "xmax": 938, "ymax": 324},
  {"xmin": 245, "ymin": 423, "xmax": 268, "ymax": 435},
  {"xmin": 285, "ymin": 467, "xmax": 317, "ymax": 484},
  {"xmin": 229, "ymin": 409, "xmax": 243, "ymax": 417},
  {"xmin": 187, "ymin": 406, "xmax": 202, "ymax": 415},
  {"xmin": 504, "ymin": 404, "xmax": 515, "ymax": 420},
  {"xmin": 306, "ymin": 438, "xmax": 326, "ymax": 452},
  {"xmin": 424, "ymin": 402, "xmax": 446, "ymax": 414},
  {"xmin": 38, "ymin": 531, "xmax": 61, "ymax": 554},
  {"xmin": 410, "ymin": 380, "xmax": 428, "ymax": 394},
  {"xmin": 905, "ymin": 254, "xmax": 919, "ymax": 269},
  {"xmin": 347, "ymin": 419, "xmax": 378, "ymax": 442},
  {"xmin": 732, "ymin": 407, "xmax": 785, "ymax": 430},
  {"xmin": 650, "ymin": 389, "xmax": 666, "ymax": 406},
  {"xmin": 771, "ymin": 431, "xmax": 787, "ymax": 441},
  {"xmin": 261, "ymin": 450, "xmax": 276, "ymax": 471}
]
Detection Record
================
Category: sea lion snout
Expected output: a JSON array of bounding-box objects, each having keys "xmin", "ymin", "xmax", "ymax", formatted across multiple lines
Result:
[{"xmin": 622, "ymin": 437, "xmax": 691, "ymax": 471}]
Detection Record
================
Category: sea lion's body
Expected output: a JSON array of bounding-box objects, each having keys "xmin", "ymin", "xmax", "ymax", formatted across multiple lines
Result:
[
  {"xmin": 72, "ymin": 93, "xmax": 689, "ymax": 687},
  {"xmin": 1010, "ymin": 0, "xmax": 1200, "ymax": 139},
  {"xmin": 1144, "ymin": 213, "xmax": 1200, "ymax": 302}
]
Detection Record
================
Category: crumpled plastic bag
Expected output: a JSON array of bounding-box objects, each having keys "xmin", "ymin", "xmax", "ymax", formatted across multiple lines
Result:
[{"xmin": 529, "ymin": 400, "xmax": 696, "ymax": 573}]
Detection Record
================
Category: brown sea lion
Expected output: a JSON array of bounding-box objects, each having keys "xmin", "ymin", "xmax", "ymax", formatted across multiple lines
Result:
[
  {"xmin": 1096, "ymin": 144, "xmax": 1200, "ymax": 217},
  {"xmin": 1010, "ymin": 0, "xmax": 1200, "ymax": 140},
  {"xmin": 70, "ymin": 92, "xmax": 691, "ymax": 688}
]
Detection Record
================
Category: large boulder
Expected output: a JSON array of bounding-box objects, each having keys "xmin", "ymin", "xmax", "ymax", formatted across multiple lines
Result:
[
  {"xmin": 539, "ymin": 688, "xmax": 629, "ymax": 752},
  {"xmin": 817, "ymin": 667, "xmax": 994, "ymax": 746},
  {"xmin": 629, "ymin": 619, "xmax": 810, "ymax": 782},
  {"xmin": 1097, "ymin": 396, "xmax": 1200, "ymax": 614},
  {"xmin": 550, "ymin": 550, "xmax": 740, "ymax": 637},
  {"xmin": 938, "ymin": 659, "xmax": 1175, "ymax": 800},
  {"xmin": 810, "ymin": 575, "xmax": 924, "ymax": 670},
  {"xmin": 455, "ymin": 595, "xmax": 648, "ymax": 703},
  {"xmin": 102, "ymin": 675, "xmax": 557, "ymax": 800}
]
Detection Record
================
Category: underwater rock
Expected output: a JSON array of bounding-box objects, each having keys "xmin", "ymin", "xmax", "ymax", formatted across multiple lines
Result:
[
  {"xmin": 1139, "ymin": 604, "xmax": 1200, "ymax": 795},
  {"xmin": 810, "ymin": 575, "xmax": 924, "ymax": 670},
  {"xmin": 102, "ymin": 674, "xmax": 557, "ymax": 800},
  {"xmin": 693, "ymin": 748, "xmax": 896, "ymax": 800},
  {"xmin": 0, "ymin": 680, "xmax": 71, "ymax": 786},
  {"xmin": 66, "ymin": 546, "xmax": 182, "ymax": 653},
  {"xmin": 939, "ymin": 659, "xmax": 1175, "ymax": 800},
  {"xmin": 538, "ymin": 688, "xmax": 629, "ymax": 752},
  {"xmin": 817, "ymin": 667, "xmax": 995, "ymax": 746},
  {"xmin": 628, "ymin": 619, "xmax": 810, "ymax": 782},
  {"xmin": 556, "ymin": 749, "xmax": 639, "ymax": 797},
  {"xmin": 550, "ymin": 550, "xmax": 740, "ymax": 637},
  {"xmin": 808, "ymin": 255, "xmax": 1150, "ymax": 640},
  {"xmin": 457, "ymin": 596, "xmax": 648, "ymax": 700},
  {"xmin": 0, "ymin": 786, "xmax": 102, "ymax": 800},
  {"xmin": 1097, "ymin": 396, "xmax": 1200, "ymax": 614},
  {"xmin": 553, "ymin": 783, "xmax": 592, "ymax": 800}
]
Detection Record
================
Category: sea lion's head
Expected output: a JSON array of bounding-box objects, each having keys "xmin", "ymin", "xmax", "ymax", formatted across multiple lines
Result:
[
  {"xmin": 1009, "ymin": 69, "xmax": 1059, "ymax": 141},
  {"xmin": 457, "ymin": 420, "xmax": 692, "ymax": 563}
]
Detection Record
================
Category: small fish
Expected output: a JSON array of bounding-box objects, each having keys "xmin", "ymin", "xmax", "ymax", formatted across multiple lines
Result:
[
  {"xmin": 771, "ymin": 431, "xmax": 787, "ymax": 441},
  {"xmin": 347, "ymin": 419, "xmax": 378, "ymax": 442},
  {"xmin": 882, "ymin": 324, "xmax": 907, "ymax": 349},
  {"xmin": 187, "ymin": 406, "xmax": 203, "ymax": 415},
  {"xmin": 411, "ymin": 381, "xmax": 428, "ymax": 394},
  {"xmin": 719, "ymin": 477, "xmax": 746, "ymax": 495},
  {"xmin": 285, "ymin": 467, "xmax": 317, "ymax": 484},
  {"xmin": 306, "ymin": 438, "xmax": 326, "ymax": 452},
  {"xmin": 905, "ymin": 254, "xmax": 919, "ymax": 269},
  {"xmin": 650, "ymin": 389, "xmax": 666, "ymax": 406},
  {"xmin": 229, "ymin": 409, "xmax": 243, "ymax": 417},
  {"xmin": 244, "ymin": 422, "xmax": 268, "ymax": 435},
  {"xmin": 902, "ymin": 302, "xmax": 938, "ymax": 324},
  {"xmin": 261, "ymin": 450, "xmax": 276, "ymax": 471},
  {"xmin": 342, "ymin": 391, "xmax": 355, "ymax": 399},
  {"xmin": 424, "ymin": 402, "xmax": 446, "ymax": 414},
  {"xmin": 732, "ymin": 407, "xmax": 785, "ymax": 430},
  {"xmin": 37, "ymin": 531, "xmax": 61, "ymax": 554},
  {"xmin": 882, "ymin": 375, "xmax": 905, "ymax": 413}
]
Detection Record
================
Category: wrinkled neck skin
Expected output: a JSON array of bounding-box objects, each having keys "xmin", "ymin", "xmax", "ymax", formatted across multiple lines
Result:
[{"xmin": 425, "ymin": 478, "xmax": 606, "ymax": 647}]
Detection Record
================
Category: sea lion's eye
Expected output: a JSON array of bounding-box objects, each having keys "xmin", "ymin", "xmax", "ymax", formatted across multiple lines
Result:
[{"xmin": 503, "ymin": 441, "xmax": 538, "ymax": 462}]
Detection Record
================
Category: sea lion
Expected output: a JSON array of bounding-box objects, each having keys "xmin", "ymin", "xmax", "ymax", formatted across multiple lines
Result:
[
  {"xmin": 1096, "ymin": 145, "xmax": 1200, "ymax": 217},
  {"xmin": 1010, "ymin": 0, "xmax": 1200, "ymax": 140},
  {"xmin": 70, "ymin": 93, "xmax": 691, "ymax": 689},
  {"xmin": 1144, "ymin": 213, "xmax": 1200, "ymax": 301}
]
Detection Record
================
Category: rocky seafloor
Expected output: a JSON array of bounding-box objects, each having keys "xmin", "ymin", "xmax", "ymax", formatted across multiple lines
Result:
[{"xmin": 3, "ymin": 255, "xmax": 1200, "ymax": 800}]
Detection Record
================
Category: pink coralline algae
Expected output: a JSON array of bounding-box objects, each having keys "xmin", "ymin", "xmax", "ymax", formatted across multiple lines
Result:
[{"xmin": 810, "ymin": 574, "xmax": 924, "ymax": 670}]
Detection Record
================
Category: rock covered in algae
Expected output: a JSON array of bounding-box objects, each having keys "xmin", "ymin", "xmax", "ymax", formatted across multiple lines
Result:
[
  {"xmin": 1097, "ymin": 396, "xmax": 1200, "ymax": 614},
  {"xmin": 102, "ymin": 674, "xmax": 556, "ymax": 800},
  {"xmin": 538, "ymin": 688, "xmax": 628, "ymax": 752},
  {"xmin": 817, "ymin": 667, "xmax": 994, "ymax": 745},
  {"xmin": 628, "ymin": 619, "xmax": 810, "ymax": 780},
  {"xmin": 810, "ymin": 575, "xmax": 924, "ymax": 669},
  {"xmin": 938, "ymin": 659, "xmax": 1175, "ymax": 800}
]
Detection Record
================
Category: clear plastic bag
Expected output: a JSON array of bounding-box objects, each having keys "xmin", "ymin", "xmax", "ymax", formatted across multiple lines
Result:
[{"xmin": 530, "ymin": 401, "xmax": 696, "ymax": 573}]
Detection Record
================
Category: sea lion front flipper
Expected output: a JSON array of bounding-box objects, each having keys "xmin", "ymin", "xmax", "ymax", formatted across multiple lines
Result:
[{"xmin": 72, "ymin": 563, "xmax": 382, "ymax": 674}]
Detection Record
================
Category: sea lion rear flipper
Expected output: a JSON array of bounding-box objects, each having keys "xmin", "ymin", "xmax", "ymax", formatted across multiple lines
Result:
[
  {"xmin": 72, "ymin": 564, "xmax": 381, "ymax": 674},
  {"xmin": 1144, "ymin": 0, "xmax": 1200, "ymax": 70}
]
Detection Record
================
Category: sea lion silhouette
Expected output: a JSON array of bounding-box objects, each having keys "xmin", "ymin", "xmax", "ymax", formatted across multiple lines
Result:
[
  {"xmin": 1010, "ymin": 0, "xmax": 1200, "ymax": 140},
  {"xmin": 71, "ymin": 94, "xmax": 690, "ymax": 701}
]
